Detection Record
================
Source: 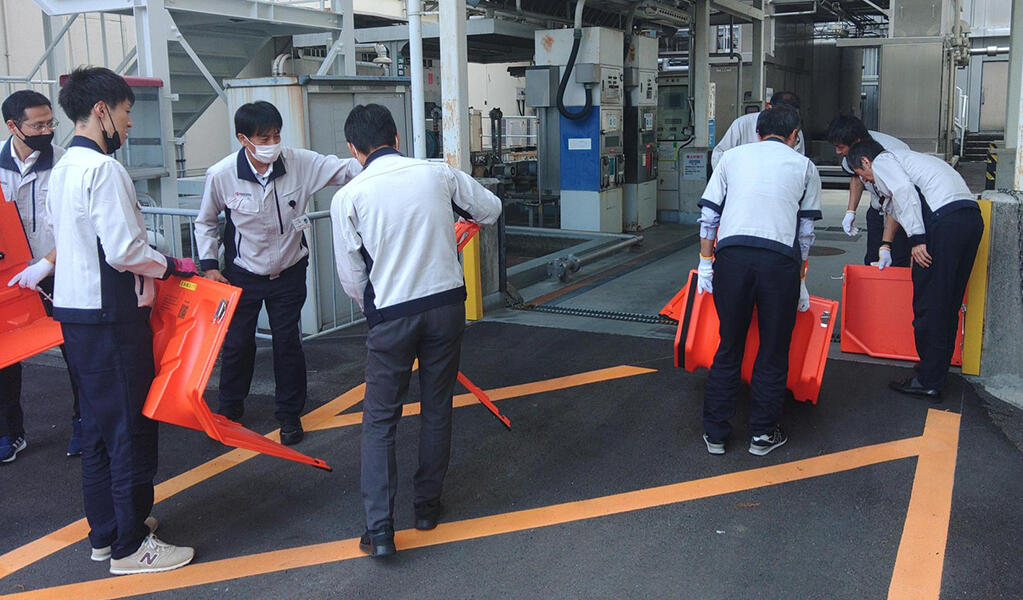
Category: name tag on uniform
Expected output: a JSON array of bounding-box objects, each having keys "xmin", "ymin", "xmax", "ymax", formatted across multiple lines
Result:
[{"xmin": 292, "ymin": 215, "xmax": 312, "ymax": 232}]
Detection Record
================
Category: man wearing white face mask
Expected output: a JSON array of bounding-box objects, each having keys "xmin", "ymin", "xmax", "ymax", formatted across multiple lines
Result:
[{"xmin": 194, "ymin": 101, "xmax": 361, "ymax": 445}]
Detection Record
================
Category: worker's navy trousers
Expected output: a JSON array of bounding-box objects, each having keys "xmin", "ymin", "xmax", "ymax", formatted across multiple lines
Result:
[
  {"xmin": 360, "ymin": 301, "xmax": 464, "ymax": 532},
  {"xmin": 218, "ymin": 259, "xmax": 307, "ymax": 426},
  {"xmin": 913, "ymin": 205, "xmax": 983, "ymax": 390},
  {"xmin": 865, "ymin": 206, "xmax": 910, "ymax": 267},
  {"xmin": 61, "ymin": 318, "xmax": 157, "ymax": 559},
  {"xmin": 704, "ymin": 246, "xmax": 799, "ymax": 441}
]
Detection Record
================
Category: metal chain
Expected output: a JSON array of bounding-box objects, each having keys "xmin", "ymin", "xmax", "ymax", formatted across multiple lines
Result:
[{"xmin": 517, "ymin": 304, "xmax": 678, "ymax": 326}]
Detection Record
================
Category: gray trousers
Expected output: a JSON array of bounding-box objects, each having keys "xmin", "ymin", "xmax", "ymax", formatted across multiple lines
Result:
[{"xmin": 361, "ymin": 302, "xmax": 465, "ymax": 532}]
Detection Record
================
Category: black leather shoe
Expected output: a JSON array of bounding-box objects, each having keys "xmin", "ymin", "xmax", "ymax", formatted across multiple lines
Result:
[
  {"xmin": 280, "ymin": 422, "xmax": 304, "ymax": 446},
  {"xmin": 359, "ymin": 527, "xmax": 396, "ymax": 557},
  {"xmin": 217, "ymin": 405, "xmax": 243, "ymax": 421},
  {"xmin": 889, "ymin": 377, "xmax": 942, "ymax": 402},
  {"xmin": 414, "ymin": 502, "xmax": 444, "ymax": 531}
]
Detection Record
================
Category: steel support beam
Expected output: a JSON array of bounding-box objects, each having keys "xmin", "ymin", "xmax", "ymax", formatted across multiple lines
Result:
[
  {"xmin": 408, "ymin": 0, "xmax": 427, "ymax": 158},
  {"xmin": 750, "ymin": 1, "xmax": 764, "ymax": 106},
  {"xmin": 339, "ymin": 0, "xmax": 356, "ymax": 76},
  {"xmin": 169, "ymin": 23, "xmax": 226, "ymax": 103},
  {"xmin": 41, "ymin": 14, "xmax": 70, "ymax": 143},
  {"xmin": 711, "ymin": 0, "xmax": 764, "ymax": 22},
  {"xmin": 693, "ymin": 0, "xmax": 712, "ymax": 147}
]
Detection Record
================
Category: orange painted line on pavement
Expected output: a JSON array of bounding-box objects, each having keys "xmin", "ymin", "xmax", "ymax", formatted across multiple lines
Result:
[
  {"xmin": 0, "ymin": 435, "xmax": 923, "ymax": 600},
  {"xmin": 887, "ymin": 409, "xmax": 962, "ymax": 600},
  {"xmin": 306, "ymin": 365, "xmax": 656, "ymax": 432},
  {"xmin": 0, "ymin": 384, "xmax": 367, "ymax": 581}
]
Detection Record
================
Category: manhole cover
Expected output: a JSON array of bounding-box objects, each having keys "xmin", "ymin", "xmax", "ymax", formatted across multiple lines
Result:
[{"xmin": 809, "ymin": 245, "xmax": 846, "ymax": 256}]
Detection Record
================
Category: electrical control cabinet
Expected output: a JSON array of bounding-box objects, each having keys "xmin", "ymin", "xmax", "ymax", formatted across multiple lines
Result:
[{"xmin": 535, "ymin": 27, "xmax": 625, "ymax": 232}]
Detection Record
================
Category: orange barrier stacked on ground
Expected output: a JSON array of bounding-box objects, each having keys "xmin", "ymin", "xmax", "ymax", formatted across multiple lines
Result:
[
  {"xmin": 0, "ymin": 192, "xmax": 64, "ymax": 370},
  {"xmin": 144, "ymin": 275, "xmax": 332, "ymax": 470},
  {"xmin": 671, "ymin": 271, "xmax": 838, "ymax": 404},
  {"xmin": 840, "ymin": 264, "xmax": 963, "ymax": 365}
]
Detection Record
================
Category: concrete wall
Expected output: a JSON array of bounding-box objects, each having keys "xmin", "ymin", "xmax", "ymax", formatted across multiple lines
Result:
[{"xmin": 979, "ymin": 191, "xmax": 1023, "ymax": 409}]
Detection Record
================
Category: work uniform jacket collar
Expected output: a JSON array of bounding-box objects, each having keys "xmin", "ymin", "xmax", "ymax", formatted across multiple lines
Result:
[
  {"xmin": 235, "ymin": 148, "xmax": 286, "ymax": 184},
  {"xmin": 0, "ymin": 137, "xmax": 54, "ymax": 176},
  {"xmin": 362, "ymin": 147, "xmax": 402, "ymax": 170},
  {"xmin": 69, "ymin": 135, "xmax": 106, "ymax": 154}
]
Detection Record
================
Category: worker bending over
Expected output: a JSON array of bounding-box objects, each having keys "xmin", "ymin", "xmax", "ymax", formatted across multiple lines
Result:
[
  {"xmin": 47, "ymin": 67, "xmax": 195, "ymax": 574},
  {"xmin": 826, "ymin": 114, "xmax": 910, "ymax": 266},
  {"xmin": 1, "ymin": 89, "xmax": 83, "ymax": 461},
  {"xmin": 194, "ymin": 101, "xmax": 361, "ymax": 445},
  {"xmin": 696, "ymin": 106, "xmax": 821, "ymax": 456},
  {"xmin": 710, "ymin": 91, "xmax": 804, "ymax": 170},
  {"xmin": 847, "ymin": 140, "xmax": 982, "ymax": 400},
  {"xmin": 331, "ymin": 104, "xmax": 502, "ymax": 557}
]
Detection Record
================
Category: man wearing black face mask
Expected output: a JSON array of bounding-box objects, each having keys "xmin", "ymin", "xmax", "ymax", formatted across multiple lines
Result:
[
  {"xmin": 0, "ymin": 89, "xmax": 84, "ymax": 463},
  {"xmin": 47, "ymin": 67, "xmax": 195, "ymax": 575}
]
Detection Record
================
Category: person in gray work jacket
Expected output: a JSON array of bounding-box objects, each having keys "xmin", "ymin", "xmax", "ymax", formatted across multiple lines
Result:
[
  {"xmin": 847, "ymin": 140, "xmax": 982, "ymax": 400},
  {"xmin": 330, "ymin": 104, "xmax": 502, "ymax": 557},
  {"xmin": 194, "ymin": 101, "xmax": 361, "ymax": 445},
  {"xmin": 1, "ymin": 89, "xmax": 83, "ymax": 462},
  {"xmin": 696, "ymin": 106, "xmax": 821, "ymax": 457}
]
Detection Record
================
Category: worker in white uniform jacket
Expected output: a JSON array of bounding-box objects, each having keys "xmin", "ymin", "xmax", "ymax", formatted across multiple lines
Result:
[
  {"xmin": 826, "ymin": 114, "xmax": 910, "ymax": 266},
  {"xmin": 695, "ymin": 106, "xmax": 821, "ymax": 458},
  {"xmin": 330, "ymin": 104, "xmax": 502, "ymax": 558},
  {"xmin": 1, "ymin": 89, "xmax": 83, "ymax": 462},
  {"xmin": 847, "ymin": 141, "xmax": 982, "ymax": 401},
  {"xmin": 194, "ymin": 101, "xmax": 361, "ymax": 445},
  {"xmin": 710, "ymin": 91, "xmax": 805, "ymax": 170}
]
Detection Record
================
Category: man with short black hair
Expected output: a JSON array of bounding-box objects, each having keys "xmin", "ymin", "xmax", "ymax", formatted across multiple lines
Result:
[
  {"xmin": 695, "ymin": 106, "xmax": 821, "ymax": 457},
  {"xmin": 847, "ymin": 139, "xmax": 982, "ymax": 400},
  {"xmin": 1, "ymin": 89, "xmax": 84, "ymax": 462},
  {"xmin": 194, "ymin": 101, "xmax": 361, "ymax": 445},
  {"xmin": 711, "ymin": 91, "xmax": 805, "ymax": 169},
  {"xmin": 48, "ymin": 66, "xmax": 195, "ymax": 574},
  {"xmin": 331, "ymin": 103, "xmax": 502, "ymax": 557},
  {"xmin": 826, "ymin": 114, "xmax": 911, "ymax": 266}
]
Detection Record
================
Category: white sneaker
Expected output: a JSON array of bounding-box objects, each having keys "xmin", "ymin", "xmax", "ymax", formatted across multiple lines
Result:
[
  {"xmin": 703, "ymin": 434, "xmax": 725, "ymax": 455},
  {"xmin": 109, "ymin": 533, "xmax": 193, "ymax": 575},
  {"xmin": 91, "ymin": 516, "xmax": 159, "ymax": 561}
]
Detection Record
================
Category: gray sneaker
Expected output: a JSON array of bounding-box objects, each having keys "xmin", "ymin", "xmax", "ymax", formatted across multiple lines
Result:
[
  {"xmin": 109, "ymin": 533, "xmax": 193, "ymax": 575},
  {"xmin": 749, "ymin": 427, "xmax": 788, "ymax": 456},
  {"xmin": 92, "ymin": 516, "xmax": 159, "ymax": 561},
  {"xmin": 703, "ymin": 434, "xmax": 725, "ymax": 455}
]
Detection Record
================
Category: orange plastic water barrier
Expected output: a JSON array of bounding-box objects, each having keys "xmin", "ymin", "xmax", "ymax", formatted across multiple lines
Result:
[
  {"xmin": 144, "ymin": 275, "xmax": 331, "ymax": 470},
  {"xmin": 672, "ymin": 271, "xmax": 838, "ymax": 404},
  {"xmin": 0, "ymin": 192, "xmax": 64, "ymax": 370},
  {"xmin": 840, "ymin": 264, "xmax": 963, "ymax": 365}
]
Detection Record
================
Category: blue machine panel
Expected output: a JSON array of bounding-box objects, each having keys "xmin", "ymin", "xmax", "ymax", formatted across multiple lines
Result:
[{"xmin": 559, "ymin": 106, "xmax": 601, "ymax": 192}]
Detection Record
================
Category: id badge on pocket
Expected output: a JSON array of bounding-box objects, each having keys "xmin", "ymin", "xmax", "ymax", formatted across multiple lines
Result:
[{"xmin": 292, "ymin": 215, "xmax": 312, "ymax": 232}]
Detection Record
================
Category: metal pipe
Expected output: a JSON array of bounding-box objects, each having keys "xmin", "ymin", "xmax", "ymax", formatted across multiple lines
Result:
[
  {"xmin": 507, "ymin": 225, "xmax": 638, "ymax": 240},
  {"xmin": 546, "ymin": 236, "xmax": 643, "ymax": 281},
  {"xmin": 574, "ymin": 0, "xmax": 586, "ymax": 29},
  {"xmin": 408, "ymin": 0, "xmax": 427, "ymax": 159},
  {"xmin": 970, "ymin": 46, "xmax": 1011, "ymax": 55}
]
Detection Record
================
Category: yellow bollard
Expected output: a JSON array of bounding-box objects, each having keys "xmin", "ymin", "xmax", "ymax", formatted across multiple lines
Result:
[
  {"xmin": 961, "ymin": 199, "xmax": 992, "ymax": 375},
  {"xmin": 463, "ymin": 235, "xmax": 483, "ymax": 320}
]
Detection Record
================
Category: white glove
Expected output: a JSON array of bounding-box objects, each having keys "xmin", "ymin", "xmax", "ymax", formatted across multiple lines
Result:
[
  {"xmin": 696, "ymin": 255, "xmax": 714, "ymax": 294},
  {"xmin": 842, "ymin": 211, "xmax": 859, "ymax": 236},
  {"xmin": 798, "ymin": 279, "xmax": 810, "ymax": 312},
  {"xmin": 7, "ymin": 258, "xmax": 54, "ymax": 291},
  {"xmin": 873, "ymin": 247, "xmax": 892, "ymax": 270}
]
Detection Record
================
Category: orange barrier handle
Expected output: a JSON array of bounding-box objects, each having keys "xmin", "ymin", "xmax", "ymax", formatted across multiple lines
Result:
[{"xmin": 457, "ymin": 371, "xmax": 511, "ymax": 430}]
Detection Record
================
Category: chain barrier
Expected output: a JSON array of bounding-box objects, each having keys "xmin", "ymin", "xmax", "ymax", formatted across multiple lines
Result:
[{"xmin": 517, "ymin": 303, "xmax": 677, "ymax": 326}]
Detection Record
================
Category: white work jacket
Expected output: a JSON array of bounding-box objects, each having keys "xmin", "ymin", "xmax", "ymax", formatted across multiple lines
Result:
[
  {"xmin": 700, "ymin": 138, "xmax": 822, "ymax": 262},
  {"xmin": 711, "ymin": 112, "xmax": 805, "ymax": 169},
  {"xmin": 840, "ymin": 130, "xmax": 909, "ymax": 211},
  {"xmin": 330, "ymin": 149, "xmax": 503, "ymax": 327},
  {"xmin": 46, "ymin": 136, "xmax": 170, "ymax": 323},
  {"xmin": 0, "ymin": 138, "xmax": 65, "ymax": 261},
  {"xmin": 870, "ymin": 149, "xmax": 976, "ymax": 246},
  {"xmin": 194, "ymin": 147, "xmax": 361, "ymax": 278}
]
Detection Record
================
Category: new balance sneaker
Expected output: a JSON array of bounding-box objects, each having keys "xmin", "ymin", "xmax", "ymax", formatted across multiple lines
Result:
[
  {"xmin": 109, "ymin": 533, "xmax": 194, "ymax": 575},
  {"xmin": 702, "ymin": 434, "xmax": 725, "ymax": 455},
  {"xmin": 92, "ymin": 517, "xmax": 160, "ymax": 561},
  {"xmin": 67, "ymin": 418, "xmax": 84, "ymax": 457},
  {"xmin": 0, "ymin": 436, "xmax": 26, "ymax": 463},
  {"xmin": 749, "ymin": 427, "xmax": 788, "ymax": 456}
]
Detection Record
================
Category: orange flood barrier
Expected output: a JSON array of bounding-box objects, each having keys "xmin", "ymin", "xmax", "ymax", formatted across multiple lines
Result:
[
  {"xmin": 144, "ymin": 275, "xmax": 331, "ymax": 470},
  {"xmin": 671, "ymin": 271, "xmax": 838, "ymax": 404},
  {"xmin": 840, "ymin": 264, "xmax": 963, "ymax": 365},
  {"xmin": 0, "ymin": 193, "xmax": 64, "ymax": 370}
]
